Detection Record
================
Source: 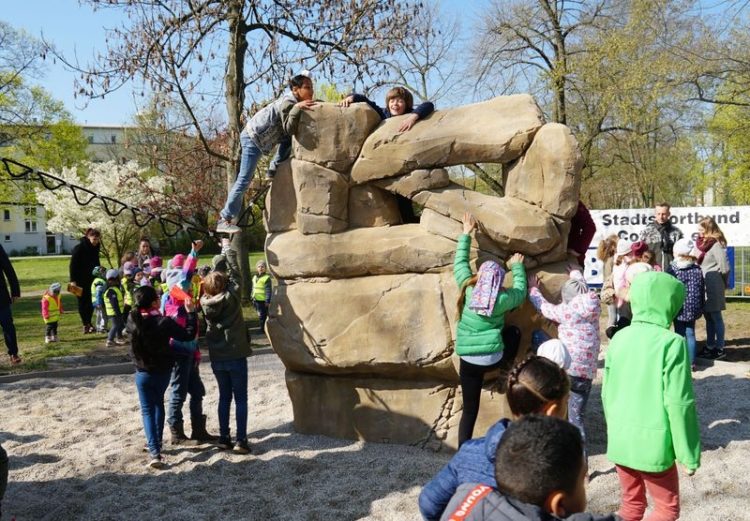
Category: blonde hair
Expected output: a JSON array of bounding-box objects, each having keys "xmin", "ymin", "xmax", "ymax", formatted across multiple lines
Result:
[
  {"xmin": 699, "ymin": 216, "xmax": 727, "ymax": 247},
  {"xmin": 456, "ymin": 274, "xmax": 478, "ymax": 320},
  {"xmin": 202, "ymin": 271, "xmax": 227, "ymax": 297},
  {"xmin": 596, "ymin": 234, "xmax": 618, "ymax": 261}
]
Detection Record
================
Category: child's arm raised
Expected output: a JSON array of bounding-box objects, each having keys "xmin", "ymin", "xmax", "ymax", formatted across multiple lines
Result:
[{"xmin": 281, "ymin": 98, "xmax": 317, "ymax": 137}]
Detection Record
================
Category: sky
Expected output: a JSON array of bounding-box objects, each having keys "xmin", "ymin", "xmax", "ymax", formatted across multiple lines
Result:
[{"xmin": 4, "ymin": 1, "xmax": 476, "ymax": 127}]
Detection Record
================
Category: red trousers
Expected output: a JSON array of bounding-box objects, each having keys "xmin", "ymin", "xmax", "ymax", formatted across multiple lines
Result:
[{"xmin": 615, "ymin": 464, "xmax": 680, "ymax": 521}]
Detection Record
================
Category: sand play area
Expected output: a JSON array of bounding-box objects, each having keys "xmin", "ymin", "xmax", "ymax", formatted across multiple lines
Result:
[{"xmin": 2, "ymin": 350, "xmax": 749, "ymax": 520}]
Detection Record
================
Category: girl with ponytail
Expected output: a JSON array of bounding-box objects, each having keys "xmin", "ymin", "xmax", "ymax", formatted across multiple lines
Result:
[
  {"xmin": 419, "ymin": 355, "xmax": 571, "ymax": 521},
  {"xmin": 127, "ymin": 285, "xmax": 198, "ymax": 469}
]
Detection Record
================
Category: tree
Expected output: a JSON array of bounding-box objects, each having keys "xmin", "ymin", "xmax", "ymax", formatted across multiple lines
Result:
[
  {"xmin": 474, "ymin": 0, "xmax": 614, "ymax": 125},
  {"xmin": 65, "ymin": 0, "xmax": 420, "ymax": 298},
  {"xmin": 35, "ymin": 161, "xmax": 166, "ymax": 266},
  {"xmin": 0, "ymin": 21, "xmax": 90, "ymax": 203}
]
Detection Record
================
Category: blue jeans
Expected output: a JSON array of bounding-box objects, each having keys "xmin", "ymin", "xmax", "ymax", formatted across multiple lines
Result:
[
  {"xmin": 107, "ymin": 314, "xmax": 124, "ymax": 342},
  {"xmin": 211, "ymin": 358, "xmax": 249, "ymax": 441},
  {"xmin": 568, "ymin": 376, "xmax": 592, "ymax": 445},
  {"xmin": 704, "ymin": 311, "xmax": 725, "ymax": 349},
  {"xmin": 167, "ymin": 356, "xmax": 205, "ymax": 426},
  {"xmin": 0, "ymin": 305, "xmax": 18, "ymax": 356},
  {"xmin": 674, "ymin": 319, "xmax": 696, "ymax": 363},
  {"xmin": 135, "ymin": 370, "xmax": 172, "ymax": 457},
  {"xmin": 221, "ymin": 132, "xmax": 263, "ymax": 221}
]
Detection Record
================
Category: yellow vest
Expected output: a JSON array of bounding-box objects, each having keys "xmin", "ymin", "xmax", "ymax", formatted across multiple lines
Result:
[
  {"xmin": 252, "ymin": 274, "xmax": 271, "ymax": 302},
  {"xmin": 42, "ymin": 294, "xmax": 61, "ymax": 324},
  {"xmin": 121, "ymin": 277, "xmax": 133, "ymax": 307},
  {"xmin": 104, "ymin": 286, "xmax": 123, "ymax": 317}
]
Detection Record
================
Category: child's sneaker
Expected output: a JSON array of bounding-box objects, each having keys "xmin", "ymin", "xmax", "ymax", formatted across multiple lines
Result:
[
  {"xmin": 148, "ymin": 454, "xmax": 165, "ymax": 469},
  {"xmin": 51, "ymin": 335, "xmax": 59, "ymax": 343},
  {"xmin": 45, "ymin": 336, "xmax": 52, "ymax": 344},
  {"xmin": 705, "ymin": 348, "xmax": 726, "ymax": 360},
  {"xmin": 105, "ymin": 340, "xmax": 116, "ymax": 347},
  {"xmin": 115, "ymin": 337, "xmax": 129, "ymax": 345},
  {"xmin": 233, "ymin": 439, "xmax": 251, "ymax": 454},
  {"xmin": 216, "ymin": 218, "xmax": 241, "ymax": 234},
  {"xmin": 216, "ymin": 436, "xmax": 234, "ymax": 450},
  {"xmin": 9, "ymin": 354, "xmax": 22, "ymax": 365}
]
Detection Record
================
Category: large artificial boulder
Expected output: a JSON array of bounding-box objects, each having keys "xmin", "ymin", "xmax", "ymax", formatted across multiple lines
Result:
[
  {"xmin": 350, "ymin": 94, "xmax": 544, "ymax": 183},
  {"xmin": 265, "ymin": 225, "xmax": 456, "ymax": 279},
  {"xmin": 293, "ymin": 103, "xmax": 382, "ymax": 171},
  {"xmin": 412, "ymin": 184, "xmax": 561, "ymax": 255},
  {"xmin": 291, "ymin": 159, "xmax": 349, "ymax": 234},
  {"xmin": 504, "ymin": 123, "xmax": 583, "ymax": 219},
  {"xmin": 375, "ymin": 168, "xmax": 451, "ymax": 198},
  {"xmin": 348, "ymin": 184, "xmax": 402, "ymax": 228},
  {"xmin": 265, "ymin": 94, "xmax": 585, "ymax": 450}
]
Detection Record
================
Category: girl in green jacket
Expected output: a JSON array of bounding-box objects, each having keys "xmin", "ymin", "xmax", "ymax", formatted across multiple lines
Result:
[{"xmin": 455, "ymin": 212, "xmax": 527, "ymax": 445}]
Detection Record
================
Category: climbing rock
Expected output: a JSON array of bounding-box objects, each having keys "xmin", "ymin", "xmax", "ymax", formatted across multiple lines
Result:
[
  {"xmin": 263, "ymin": 159, "xmax": 296, "ymax": 232},
  {"xmin": 267, "ymin": 272, "xmax": 457, "ymax": 379},
  {"xmin": 293, "ymin": 102, "xmax": 381, "ymax": 172},
  {"xmin": 265, "ymin": 225, "xmax": 456, "ymax": 279},
  {"xmin": 351, "ymin": 94, "xmax": 544, "ymax": 183},
  {"xmin": 348, "ymin": 184, "xmax": 402, "ymax": 228},
  {"xmin": 504, "ymin": 123, "xmax": 583, "ymax": 219},
  {"xmin": 286, "ymin": 371, "xmax": 513, "ymax": 450},
  {"xmin": 292, "ymin": 159, "xmax": 349, "ymax": 234},
  {"xmin": 375, "ymin": 168, "xmax": 451, "ymax": 198},
  {"xmin": 412, "ymin": 184, "xmax": 560, "ymax": 255}
]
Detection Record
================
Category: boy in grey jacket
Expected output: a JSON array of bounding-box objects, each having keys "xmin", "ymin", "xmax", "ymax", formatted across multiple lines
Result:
[
  {"xmin": 439, "ymin": 416, "xmax": 620, "ymax": 521},
  {"xmin": 217, "ymin": 73, "xmax": 316, "ymax": 234},
  {"xmin": 200, "ymin": 243, "xmax": 253, "ymax": 453}
]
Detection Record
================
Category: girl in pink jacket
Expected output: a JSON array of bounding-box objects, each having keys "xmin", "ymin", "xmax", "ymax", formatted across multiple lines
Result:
[{"xmin": 528, "ymin": 270, "xmax": 601, "ymax": 445}]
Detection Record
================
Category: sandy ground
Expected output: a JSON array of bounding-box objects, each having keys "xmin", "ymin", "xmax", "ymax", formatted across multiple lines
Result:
[{"xmin": 2, "ymin": 351, "xmax": 750, "ymax": 521}]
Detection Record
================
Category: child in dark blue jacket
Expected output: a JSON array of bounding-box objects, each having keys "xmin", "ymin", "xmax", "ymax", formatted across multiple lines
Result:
[
  {"xmin": 339, "ymin": 86, "xmax": 434, "ymax": 132},
  {"xmin": 666, "ymin": 238, "xmax": 705, "ymax": 369},
  {"xmin": 418, "ymin": 355, "xmax": 571, "ymax": 521}
]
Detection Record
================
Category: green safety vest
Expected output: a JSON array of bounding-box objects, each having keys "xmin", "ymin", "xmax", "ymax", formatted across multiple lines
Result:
[
  {"xmin": 42, "ymin": 294, "xmax": 61, "ymax": 324},
  {"xmin": 252, "ymin": 274, "xmax": 271, "ymax": 302},
  {"xmin": 91, "ymin": 277, "xmax": 105, "ymax": 304},
  {"xmin": 104, "ymin": 286, "xmax": 123, "ymax": 317}
]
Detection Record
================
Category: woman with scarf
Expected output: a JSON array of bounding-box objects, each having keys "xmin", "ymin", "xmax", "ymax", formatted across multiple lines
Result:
[
  {"xmin": 454, "ymin": 212, "xmax": 526, "ymax": 446},
  {"xmin": 694, "ymin": 216, "xmax": 730, "ymax": 360}
]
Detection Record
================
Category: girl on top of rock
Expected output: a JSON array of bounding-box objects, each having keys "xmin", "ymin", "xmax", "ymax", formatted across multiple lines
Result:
[
  {"xmin": 453, "ymin": 212, "xmax": 526, "ymax": 447},
  {"xmin": 339, "ymin": 86, "xmax": 434, "ymax": 132}
]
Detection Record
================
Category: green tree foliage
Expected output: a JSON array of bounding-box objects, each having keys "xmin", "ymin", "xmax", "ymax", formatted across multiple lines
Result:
[{"xmin": 0, "ymin": 21, "xmax": 89, "ymax": 203}]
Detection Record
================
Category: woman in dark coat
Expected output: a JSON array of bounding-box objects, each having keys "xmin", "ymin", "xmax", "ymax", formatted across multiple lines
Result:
[
  {"xmin": 0, "ymin": 244, "xmax": 21, "ymax": 364},
  {"xmin": 69, "ymin": 228, "xmax": 102, "ymax": 333}
]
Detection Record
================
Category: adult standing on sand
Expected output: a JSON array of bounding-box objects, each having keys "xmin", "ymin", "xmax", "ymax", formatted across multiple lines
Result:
[
  {"xmin": 0, "ymin": 244, "xmax": 21, "ymax": 364},
  {"xmin": 69, "ymin": 228, "xmax": 102, "ymax": 334}
]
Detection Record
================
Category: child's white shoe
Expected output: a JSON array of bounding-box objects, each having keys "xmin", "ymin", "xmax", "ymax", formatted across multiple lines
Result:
[{"xmin": 216, "ymin": 218, "xmax": 241, "ymax": 234}]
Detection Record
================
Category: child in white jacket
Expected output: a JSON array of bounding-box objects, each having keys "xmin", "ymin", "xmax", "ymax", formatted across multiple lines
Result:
[{"xmin": 528, "ymin": 270, "xmax": 601, "ymax": 444}]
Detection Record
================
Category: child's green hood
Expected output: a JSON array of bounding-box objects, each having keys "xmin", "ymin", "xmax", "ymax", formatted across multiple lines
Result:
[{"xmin": 629, "ymin": 271, "xmax": 685, "ymax": 328}]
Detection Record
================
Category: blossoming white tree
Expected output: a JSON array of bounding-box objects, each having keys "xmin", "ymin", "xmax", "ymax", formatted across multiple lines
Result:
[{"xmin": 36, "ymin": 161, "xmax": 167, "ymax": 266}]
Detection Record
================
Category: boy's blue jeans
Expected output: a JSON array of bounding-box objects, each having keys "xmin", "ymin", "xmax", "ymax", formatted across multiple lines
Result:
[
  {"xmin": 135, "ymin": 370, "xmax": 171, "ymax": 458},
  {"xmin": 211, "ymin": 358, "xmax": 249, "ymax": 441},
  {"xmin": 167, "ymin": 356, "xmax": 205, "ymax": 427},
  {"xmin": 704, "ymin": 311, "xmax": 725, "ymax": 349},
  {"xmin": 221, "ymin": 132, "xmax": 262, "ymax": 221},
  {"xmin": 107, "ymin": 314, "xmax": 123, "ymax": 342},
  {"xmin": 674, "ymin": 319, "xmax": 697, "ymax": 363}
]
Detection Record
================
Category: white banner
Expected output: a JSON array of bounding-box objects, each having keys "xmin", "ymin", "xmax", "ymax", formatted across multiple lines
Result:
[{"xmin": 584, "ymin": 206, "xmax": 750, "ymax": 284}]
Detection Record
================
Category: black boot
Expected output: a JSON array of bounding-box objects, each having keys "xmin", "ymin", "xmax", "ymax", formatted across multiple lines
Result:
[
  {"xmin": 190, "ymin": 415, "xmax": 218, "ymax": 443},
  {"xmin": 170, "ymin": 422, "xmax": 197, "ymax": 446}
]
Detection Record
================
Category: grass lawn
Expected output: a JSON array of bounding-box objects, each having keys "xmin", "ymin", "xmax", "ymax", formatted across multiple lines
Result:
[
  {"xmin": 9, "ymin": 252, "xmax": 269, "ymax": 292},
  {"xmin": 1, "ymin": 251, "xmax": 268, "ymax": 374}
]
